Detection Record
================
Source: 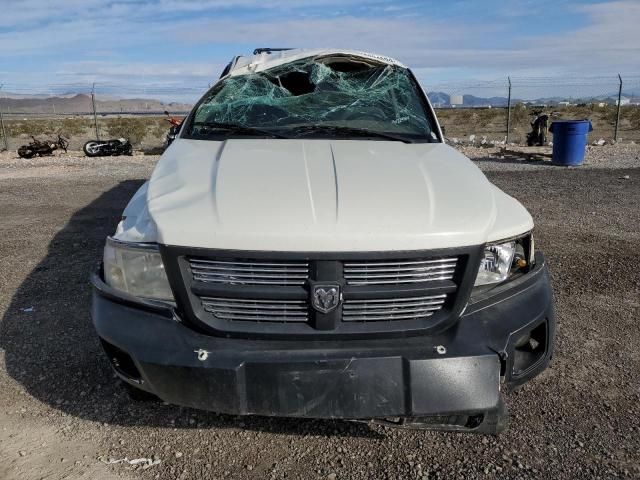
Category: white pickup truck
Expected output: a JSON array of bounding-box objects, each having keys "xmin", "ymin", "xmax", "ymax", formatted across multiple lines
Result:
[{"xmin": 91, "ymin": 48, "xmax": 555, "ymax": 434}]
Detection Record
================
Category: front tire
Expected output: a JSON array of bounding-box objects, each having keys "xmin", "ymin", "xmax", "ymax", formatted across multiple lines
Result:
[
  {"xmin": 18, "ymin": 146, "xmax": 35, "ymax": 158},
  {"xmin": 83, "ymin": 140, "xmax": 102, "ymax": 157}
]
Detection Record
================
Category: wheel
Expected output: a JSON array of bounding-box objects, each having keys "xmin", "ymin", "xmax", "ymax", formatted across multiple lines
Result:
[
  {"xmin": 540, "ymin": 132, "xmax": 547, "ymax": 146},
  {"xmin": 121, "ymin": 381, "xmax": 159, "ymax": 402},
  {"xmin": 17, "ymin": 146, "xmax": 35, "ymax": 158},
  {"xmin": 125, "ymin": 144, "xmax": 133, "ymax": 156},
  {"xmin": 83, "ymin": 140, "xmax": 102, "ymax": 157}
]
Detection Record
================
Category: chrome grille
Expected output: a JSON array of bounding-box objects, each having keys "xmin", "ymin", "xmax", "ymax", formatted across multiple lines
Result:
[
  {"xmin": 189, "ymin": 258, "xmax": 309, "ymax": 286},
  {"xmin": 201, "ymin": 297, "xmax": 308, "ymax": 322},
  {"xmin": 343, "ymin": 258, "xmax": 458, "ymax": 285},
  {"xmin": 342, "ymin": 294, "xmax": 447, "ymax": 322}
]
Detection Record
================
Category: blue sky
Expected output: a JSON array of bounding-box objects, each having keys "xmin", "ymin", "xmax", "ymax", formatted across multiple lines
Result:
[{"xmin": 0, "ymin": 0, "xmax": 639, "ymax": 100}]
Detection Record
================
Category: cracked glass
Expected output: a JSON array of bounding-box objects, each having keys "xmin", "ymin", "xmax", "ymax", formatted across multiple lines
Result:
[{"xmin": 188, "ymin": 55, "xmax": 437, "ymax": 141}]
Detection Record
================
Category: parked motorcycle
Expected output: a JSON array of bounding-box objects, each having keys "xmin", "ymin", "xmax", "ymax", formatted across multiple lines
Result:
[
  {"xmin": 18, "ymin": 135, "xmax": 68, "ymax": 159},
  {"xmin": 526, "ymin": 112, "xmax": 550, "ymax": 147},
  {"xmin": 164, "ymin": 110, "xmax": 183, "ymax": 148},
  {"xmin": 83, "ymin": 138, "xmax": 133, "ymax": 157}
]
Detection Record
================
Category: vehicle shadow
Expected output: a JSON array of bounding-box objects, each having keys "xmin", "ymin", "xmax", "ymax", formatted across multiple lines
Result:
[{"xmin": 0, "ymin": 180, "xmax": 382, "ymax": 439}]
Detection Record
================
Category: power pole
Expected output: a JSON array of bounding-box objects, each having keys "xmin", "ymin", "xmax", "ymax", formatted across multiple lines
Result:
[
  {"xmin": 506, "ymin": 76, "xmax": 512, "ymax": 145},
  {"xmin": 91, "ymin": 83, "xmax": 100, "ymax": 140},
  {"xmin": 0, "ymin": 84, "xmax": 8, "ymax": 151},
  {"xmin": 615, "ymin": 74, "xmax": 622, "ymax": 142}
]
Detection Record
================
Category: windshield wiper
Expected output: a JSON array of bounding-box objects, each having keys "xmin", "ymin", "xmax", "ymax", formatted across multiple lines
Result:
[
  {"xmin": 284, "ymin": 125, "xmax": 415, "ymax": 144},
  {"xmin": 191, "ymin": 121, "xmax": 288, "ymax": 139}
]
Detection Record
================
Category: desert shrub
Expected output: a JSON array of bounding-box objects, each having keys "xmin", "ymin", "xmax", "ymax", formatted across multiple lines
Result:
[
  {"xmin": 150, "ymin": 118, "xmax": 169, "ymax": 139},
  {"xmin": 6, "ymin": 119, "xmax": 57, "ymax": 138},
  {"xmin": 560, "ymin": 105, "xmax": 592, "ymax": 120},
  {"xmin": 6, "ymin": 121, "xmax": 35, "ymax": 137},
  {"xmin": 510, "ymin": 103, "xmax": 529, "ymax": 126},
  {"xmin": 103, "ymin": 117, "xmax": 149, "ymax": 145},
  {"xmin": 626, "ymin": 106, "xmax": 640, "ymax": 129},
  {"xmin": 56, "ymin": 118, "xmax": 88, "ymax": 137}
]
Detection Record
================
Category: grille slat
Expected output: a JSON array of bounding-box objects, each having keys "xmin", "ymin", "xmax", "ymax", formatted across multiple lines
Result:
[
  {"xmin": 191, "ymin": 265, "xmax": 308, "ymax": 274},
  {"xmin": 344, "ymin": 269, "xmax": 455, "ymax": 280},
  {"xmin": 343, "ymin": 313, "xmax": 436, "ymax": 321},
  {"xmin": 189, "ymin": 258, "xmax": 309, "ymax": 286},
  {"xmin": 343, "ymin": 294, "xmax": 447, "ymax": 322},
  {"xmin": 343, "ymin": 300, "xmax": 445, "ymax": 309},
  {"xmin": 342, "ymin": 295, "xmax": 447, "ymax": 304},
  {"xmin": 191, "ymin": 260, "xmax": 307, "ymax": 268},
  {"xmin": 343, "ymin": 259, "xmax": 455, "ymax": 267},
  {"xmin": 201, "ymin": 297, "xmax": 308, "ymax": 323},
  {"xmin": 344, "ymin": 264, "xmax": 457, "ymax": 273},
  {"xmin": 192, "ymin": 272, "xmax": 309, "ymax": 280},
  {"xmin": 342, "ymin": 276, "xmax": 455, "ymax": 285},
  {"xmin": 344, "ymin": 257, "xmax": 458, "ymax": 285},
  {"xmin": 193, "ymin": 277, "xmax": 307, "ymax": 285}
]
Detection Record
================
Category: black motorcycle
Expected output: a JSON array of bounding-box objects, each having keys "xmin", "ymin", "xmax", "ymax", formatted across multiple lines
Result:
[
  {"xmin": 18, "ymin": 135, "xmax": 68, "ymax": 158},
  {"xmin": 526, "ymin": 112, "xmax": 550, "ymax": 147},
  {"xmin": 83, "ymin": 138, "xmax": 133, "ymax": 157}
]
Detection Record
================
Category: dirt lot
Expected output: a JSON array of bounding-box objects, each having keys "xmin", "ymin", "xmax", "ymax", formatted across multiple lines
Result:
[{"xmin": 0, "ymin": 145, "xmax": 639, "ymax": 480}]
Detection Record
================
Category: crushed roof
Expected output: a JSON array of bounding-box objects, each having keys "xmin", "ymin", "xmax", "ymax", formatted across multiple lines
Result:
[{"xmin": 227, "ymin": 48, "xmax": 406, "ymax": 76}]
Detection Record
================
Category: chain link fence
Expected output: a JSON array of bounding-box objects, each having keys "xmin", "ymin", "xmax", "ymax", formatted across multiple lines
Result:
[
  {"xmin": 428, "ymin": 75, "xmax": 640, "ymax": 145},
  {"xmin": 0, "ymin": 82, "xmax": 208, "ymax": 152},
  {"xmin": 1, "ymin": 75, "xmax": 639, "ymax": 152}
]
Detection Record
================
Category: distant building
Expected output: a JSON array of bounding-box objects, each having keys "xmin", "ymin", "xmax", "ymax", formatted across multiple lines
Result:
[
  {"xmin": 450, "ymin": 95, "xmax": 463, "ymax": 106},
  {"xmin": 615, "ymin": 97, "xmax": 631, "ymax": 106},
  {"xmin": 558, "ymin": 101, "xmax": 571, "ymax": 107}
]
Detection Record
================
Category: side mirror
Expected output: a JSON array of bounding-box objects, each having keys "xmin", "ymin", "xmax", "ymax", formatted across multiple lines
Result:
[{"xmin": 440, "ymin": 125, "xmax": 446, "ymax": 136}]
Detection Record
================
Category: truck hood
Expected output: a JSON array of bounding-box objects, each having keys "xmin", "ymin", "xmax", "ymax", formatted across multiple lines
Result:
[{"xmin": 142, "ymin": 139, "xmax": 532, "ymax": 251}]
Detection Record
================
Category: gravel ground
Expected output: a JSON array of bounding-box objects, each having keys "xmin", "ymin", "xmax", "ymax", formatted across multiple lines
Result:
[
  {"xmin": 0, "ymin": 145, "xmax": 639, "ymax": 480},
  {"xmin": 457, "ymin": 143, "xmax": 640, "ymax": 171}
]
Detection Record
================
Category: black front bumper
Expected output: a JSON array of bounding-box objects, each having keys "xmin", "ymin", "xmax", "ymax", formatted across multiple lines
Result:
[{"xmin": 91, "ymin": 253, "xmax": 555, "ymax": 432}]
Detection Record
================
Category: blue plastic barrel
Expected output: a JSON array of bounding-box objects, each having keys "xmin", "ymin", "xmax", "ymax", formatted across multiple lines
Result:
[{"xmin": 549, "ymin": 120, "xmax": 593, "ymax": 166}]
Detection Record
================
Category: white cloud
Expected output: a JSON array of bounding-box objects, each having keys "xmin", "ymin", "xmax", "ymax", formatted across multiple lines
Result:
[
  {"xmin": 0, "ymin": 0, "xmax": 383, "ymax": 28},
  {"xmin": 0, "ymin": 0, "xmax": 638, "ymax": 97},
  {"xmin": 173, "ymin": 3, "xmax": 640, "ymax": 75}
]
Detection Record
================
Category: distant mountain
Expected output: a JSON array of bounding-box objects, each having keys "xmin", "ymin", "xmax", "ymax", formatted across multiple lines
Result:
[
  {"xmin": 462, "ymin": 94, "xmax": 510, "ymax": 107},
  {"xmin": 427, "ymin": 91, "xmax": 511, "ymax": 107},
  {"xmin": 0, "ymin": 93, "xmax": 192, "ymax": 114},
  {"xmin": 427, "ymin": 90, "xmax": 640, "ymax": 107},
  {"xmin": 2, "ymin": 92, "xmax": 81, "ymax": 100},
  {"xmin": 427, "ymin": 91, "xmax": 450, "ymax": 106}
]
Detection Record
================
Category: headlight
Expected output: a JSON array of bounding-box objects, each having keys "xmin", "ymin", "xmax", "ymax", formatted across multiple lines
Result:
[
  {"xmin": 103, "ymin": 237, "xmax": 174, "ymax": 301},
  {"xmin": 475, "ymin": 241, "xmax": 516, "ymax": 286},
  {"xmin": 475, "ymin": 233, "xmax": 534, "ymax": 287}
]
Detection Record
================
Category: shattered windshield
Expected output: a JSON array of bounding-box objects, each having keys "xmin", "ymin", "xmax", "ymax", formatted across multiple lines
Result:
[{"xmin": 186, "ymin": 55, "xmax": 437, "ymax": 142}]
